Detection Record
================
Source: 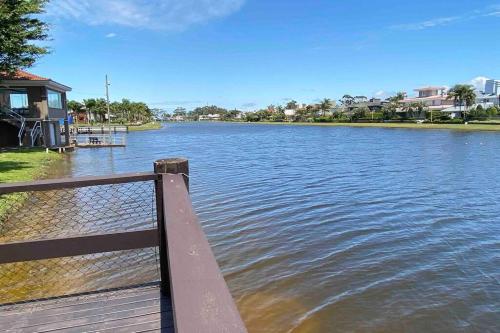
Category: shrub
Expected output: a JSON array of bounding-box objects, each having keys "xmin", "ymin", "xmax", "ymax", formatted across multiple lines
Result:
[{"xmin": 313, "ymin": 116, "xmax": 334, "ymax": 123}]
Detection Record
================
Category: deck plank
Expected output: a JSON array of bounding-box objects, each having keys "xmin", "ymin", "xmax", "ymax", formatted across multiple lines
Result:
[{"xmin": 0, "ymin": 285, "xmax": 172, "ymax": 333}]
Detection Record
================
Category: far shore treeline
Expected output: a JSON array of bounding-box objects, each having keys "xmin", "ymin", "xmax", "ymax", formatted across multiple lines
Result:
[
  {"xmin": 68, "ymin": 99, "xmax": 159, "ymax": 124},
  {"xmin": 163, "ymin": 90, "xmax": 499, "ymax": 124},
  {"xmin": 68, "ymin": 84, "xmax": 500, "ymax": 126}
]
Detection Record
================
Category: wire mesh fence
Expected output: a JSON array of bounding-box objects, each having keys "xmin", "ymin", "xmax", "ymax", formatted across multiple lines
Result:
[{"xmin": 0, "ymin": 180, "xmax": 160, "ymax": 305}]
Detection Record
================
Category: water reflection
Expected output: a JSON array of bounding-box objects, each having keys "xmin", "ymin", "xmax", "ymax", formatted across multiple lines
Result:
[{"xmin": 4, "ymin": 123, "xmax": 500, "ymax": 331}]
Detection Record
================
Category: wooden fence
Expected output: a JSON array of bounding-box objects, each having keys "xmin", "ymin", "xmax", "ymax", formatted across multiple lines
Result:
[{"xmin": 0, "ymin": 158, "xmax": 246, "ymax": 332}]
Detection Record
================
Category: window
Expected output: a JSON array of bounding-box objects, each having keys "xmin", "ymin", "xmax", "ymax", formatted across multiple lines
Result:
[
  {"xmin": 48, "ymin": 89, "xmax": 63, "ymax": 109},
  {"xmin": 9, "ymin": 89, "xmax": 29, "ymax": 110}
]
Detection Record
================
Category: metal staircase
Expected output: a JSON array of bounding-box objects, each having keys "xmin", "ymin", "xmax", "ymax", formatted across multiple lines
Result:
[{"xmin": 30, "ymin": 121, "xmax": 42, "ymax": 146}]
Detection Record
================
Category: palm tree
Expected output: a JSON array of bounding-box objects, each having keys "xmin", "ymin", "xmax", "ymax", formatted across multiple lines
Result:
[
  {"xmin": 447, "ymin": 84, "xmax": 476, "ymax": 121},
  {"xmin": 285, "ymin": 100, "xmax": 298, "ymax": 110},
  {"xmin": 319, "ymin": 98, "xmax": 332, "ymax": 116},
  {"xmin": 403, "ymin": 101, "xmax": 427, "ymax": 119},
  {"xmin": 388, "ymin": 92, "xmax": 406, "ymax": 106}
]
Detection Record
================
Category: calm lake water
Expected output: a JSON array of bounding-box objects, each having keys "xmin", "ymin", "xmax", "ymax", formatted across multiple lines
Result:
[{"xmin": 66, "ymin": 123, "xmax": 499, "ymax": 332}]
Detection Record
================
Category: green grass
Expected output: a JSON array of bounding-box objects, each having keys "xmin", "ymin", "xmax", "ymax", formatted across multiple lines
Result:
[
  {"xmin": 0, "ymin": 149, "xmax": 62, "ymax": 223},
  {"xmin": 248, "ymin": 121, "xmax": 500, "ymax": 131},
  {"xmin": 127, "ymin": 122, "xmax": 162, "ymax": 131}
]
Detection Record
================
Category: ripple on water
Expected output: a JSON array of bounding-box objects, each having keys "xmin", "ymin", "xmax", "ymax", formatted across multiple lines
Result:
[{"xmin": 64, "ymin": 123, "xmax": 500, "ymax": 332}]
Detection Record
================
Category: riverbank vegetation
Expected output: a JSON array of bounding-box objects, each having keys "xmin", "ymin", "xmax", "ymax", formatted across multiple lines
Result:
[
  {"xmin": 0, "ymin": 149, "xmax": 61, "ymax": 222},
  {"xmin": 128, "ymin": 122, "xmax": 162, "ymax": 131},
  {"xmin": 68, "ymin": 99, "xmax": 160, "ymax": 124},
  {"xmin": 251, "ymin": 121, "xmax": 500, "ymax": 131},
  {"xmin": 168, "ymin": 87, "xmax": 500, "ymax": 131}
]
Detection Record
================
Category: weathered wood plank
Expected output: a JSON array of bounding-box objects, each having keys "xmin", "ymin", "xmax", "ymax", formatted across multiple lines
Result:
[
  {"xmin": 87, "ymin": 320, "xmax": 175, "ymax": 333},
  {"xmin": 0, "ymin": 288, "xmax": 161, "ymax": 318},
  {"xmin": 7, "ymin": 306, "xmax": 171, "ymax": 332},
  {"xmin": 162, "ymin": 174, "xmax": 247, "ymax": 333},
  {"xmin": 0, "ymin": 172, "xmax": 158, "ymax": 194},
  {"xmin": 0, "ymin": 286, "xmax": 173, "ymax": 333},
  {"xmin": 0, "ymin": 229, "xmax": 159, "ymax": 264},
  {"xmin": 1, "ymin": 295, "xmax": 168, "ymax": 329}
]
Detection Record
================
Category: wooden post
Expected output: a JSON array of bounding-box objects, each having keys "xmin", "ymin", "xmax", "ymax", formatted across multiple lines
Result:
[
  {"xmin": 154, "ymin": 158, "xmax": 189, "ymax": 191},
  {"xmin": 154, "ymin": 158, "xmax": 189, "ymax": 295}
]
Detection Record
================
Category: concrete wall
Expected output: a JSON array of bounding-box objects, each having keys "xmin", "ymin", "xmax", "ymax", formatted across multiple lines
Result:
[
  {"xmin": 27, "ymin": 86, "xmax": 48, "ymax": 118},
  {"xmin": 48, "ymin": 108, "xmax": 66, "ymax": 119},
  {"xmin": 0, "ymin": 89, "xmax": 10, "ymax": 110}
]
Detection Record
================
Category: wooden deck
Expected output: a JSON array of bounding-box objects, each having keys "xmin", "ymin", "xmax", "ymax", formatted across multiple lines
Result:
[
  {"xmin": 0, "ymin": 285, "xmax": 173, "ymax": 332},
  {"xmin": 0, "ymin": 159, "xmax": 247, "ymax": 333}
]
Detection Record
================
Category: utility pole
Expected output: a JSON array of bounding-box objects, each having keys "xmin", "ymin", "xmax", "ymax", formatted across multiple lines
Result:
[{"xmin": 105, "ymin": 75, "xmax": 111, "ymax": 135}]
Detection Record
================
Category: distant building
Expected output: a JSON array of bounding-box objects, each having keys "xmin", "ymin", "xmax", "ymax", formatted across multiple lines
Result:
[
  {"xmin": 199, "ymin": 114, "xmax": 221, "ymax": 121},
  {"xmin": 284, "ymin": 109, "xmax": 296, "ymax": 120},
  {"xmin": 402, "ymin": 86, "xmax": 454, "ymax": 111},
  {"xmin": 349, "ymin": 98, "xmax": 386, "ymax": 113},
  {"xmin": 0, "ymin": 70, "xmax": 72, "ymax": 148},
  {"xmin": 476, "ymin": 93, "xmax": 500, "ymax": 108},
  {"xmin": 354, "ymin": 96, "xmax": 368, "ymax": 104},
  {"xmin": 485, "ymin": 79, "xmax": 500, "ymax": 95}
]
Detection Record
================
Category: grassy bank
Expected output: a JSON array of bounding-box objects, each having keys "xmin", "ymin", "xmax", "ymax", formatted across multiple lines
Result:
[
  {"xmin": 0, "ymin": 149, "xmax": 62, "ymax": 222},
  {"xmin": 249, "ymin": 121, "xmax": 500, "ymax": 132},
  {"xmin": 128, "ymin": 122, "xmax": 162, "ymax": 131}
]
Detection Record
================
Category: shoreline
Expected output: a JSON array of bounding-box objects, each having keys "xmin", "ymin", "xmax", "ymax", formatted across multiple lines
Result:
[
  {"xmin": 240, "ymin": 121, "xmax": 500, "ymax": 132},
  {"xmin": 128, "ymin": 122, "xmax": 162, "ymax": 131},
  {"xmin": 0, "ymin": 149, "xmax": 63, "ymax": 223},
  {"xmin": 75, "ymin": 122, "xmax": 162, "ymax": 132}
]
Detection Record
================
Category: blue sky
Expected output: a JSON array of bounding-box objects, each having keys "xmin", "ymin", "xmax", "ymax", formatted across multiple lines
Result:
[{"xmin": 32, "ymin": 0, "xmax": 500, "ymax": 111}]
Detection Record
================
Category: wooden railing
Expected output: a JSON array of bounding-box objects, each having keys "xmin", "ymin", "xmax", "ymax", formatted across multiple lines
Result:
[{"xmin": 0, "ymin": 158, "xmax": 246, "ymax": 332}]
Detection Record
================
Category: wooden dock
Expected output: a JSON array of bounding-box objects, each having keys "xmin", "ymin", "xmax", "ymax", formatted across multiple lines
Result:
[
  {"xmin": 72, "ymin": 134, "xmax": 127, "ymax": 148},
  {"xmin": 0, "ymin": 159, "xmax": 247, "ymax": 333},
  {"xmin": 0, "ymin": 285, "xmax": 173, "ymax": 332}
]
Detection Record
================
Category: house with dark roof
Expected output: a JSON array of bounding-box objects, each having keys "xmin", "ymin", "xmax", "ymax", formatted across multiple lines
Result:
[{"xmin": 0, "ymin": 70, "xmax": 72, "ymax": 148}]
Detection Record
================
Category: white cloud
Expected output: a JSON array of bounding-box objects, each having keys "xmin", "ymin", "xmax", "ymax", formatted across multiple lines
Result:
[
  {"xmin": 470, "ymin": 76, "xmax": 489, "ymax": 91},
  {"xmin": 47, "ymin": 0, "xmax": 245, "ymax": 31},
  {"xmin": 392, "ymin": 16, "xmax": 460, "ymax": 30},
  {"xmin": 105, "ymin": 32, "xmax": 117, "ymax": 38},
  {"xmin": 485, "ymin": 11, "xmax": 500, "ymax": 17},
  {"xmin": 391, "ymin": 4, "xmax": 500, "ymax": 31}
]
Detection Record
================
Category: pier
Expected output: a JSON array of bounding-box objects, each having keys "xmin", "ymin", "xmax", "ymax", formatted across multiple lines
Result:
[
  {"xmin": 72, "ymin": 133, "xmax": 127, "ymax": 148},
  {"xmin": 0, "ymin": 158, "xmax": 246, "ymax": 332}
]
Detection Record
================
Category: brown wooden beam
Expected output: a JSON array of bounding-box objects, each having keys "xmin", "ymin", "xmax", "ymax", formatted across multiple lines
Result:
[
  {"xmin": 0, "ymin": 172, "xmax": 159, "ymax": 194},
  {"xmin": 0, "ymin": 229, "xmax": 159, "ymax": 264},
  {"xmin": 154, "ymin": 158, "xmax": 190, "ymax": 296},
  {"xmin": 162, "ymin": 174, "xmax": 247, "ymax": 332}
]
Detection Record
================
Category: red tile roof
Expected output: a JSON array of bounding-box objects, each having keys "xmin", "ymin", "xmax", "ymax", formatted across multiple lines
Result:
[{"xmin": 0, "ymin": 70, "xmax": 49, "ymax": 81}]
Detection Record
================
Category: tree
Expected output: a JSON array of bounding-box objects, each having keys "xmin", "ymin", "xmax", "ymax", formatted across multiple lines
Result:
[
  {"xmin": 388, "ymin": 92, "xmax": 406, "ymax": 103},
  {"xmin": 487, "ymin": 106, "xmax": 498, "ymax": 117},
  {"xmin": 83, "ymin": 98, "xmax": 107, "ymax": 123},
  {"xmin": 403, "ymin": 101, "xmax": 427, "ymax": 119},
  {"xmin": 67, "ymin": 100, "xmax": 84, "ymax": 113},
  {"xmin": 319, "ymin": 98, "xmax": 333, "ymax": 116},
  {"xmin": 382, "ymin": 92, "xmax": 406, "ymax": 120},
  {"xmin": 285, "ymin": 100, "xmax": 298, "ymax": 110},
  {"xmin": 353, "ymin": 106, "xmax": 369, "ymax": 120},
  {"xmin": 0, "ymin": 0, "xmax": 49, "ymax": 74},
  {"xmin": 447, "ymin": 84, "xmax": 476, "ymax": 121},
  {"xmin": 340, "ymin": 95, "xmax": 354, "ymax": 107}
]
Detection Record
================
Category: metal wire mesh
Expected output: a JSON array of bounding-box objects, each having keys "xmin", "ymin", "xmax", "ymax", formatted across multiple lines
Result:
[{"xmin": 0, "ymin": 181, "xmax": 160, "ymax": 305}]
